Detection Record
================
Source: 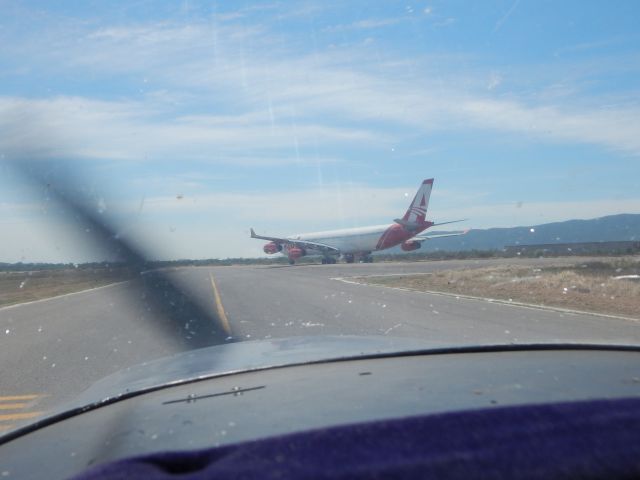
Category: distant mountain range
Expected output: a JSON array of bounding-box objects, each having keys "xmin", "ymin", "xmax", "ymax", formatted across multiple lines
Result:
[{"xmin": 382, "ymin": 213, "xmax": 640, "ymax": 254}]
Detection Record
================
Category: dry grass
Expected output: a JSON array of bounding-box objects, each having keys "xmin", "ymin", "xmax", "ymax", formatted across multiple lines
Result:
[
  {"xmin": 355, "ymin": 258, "xmax": 640, "ymax": 319},
  {"xmin": 0, "ymin": 268, "xmax": 135, "ymax": 307}
]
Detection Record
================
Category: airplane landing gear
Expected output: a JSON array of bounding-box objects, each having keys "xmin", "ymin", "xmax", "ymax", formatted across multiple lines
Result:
[
  {"xmin": 361, "ymin": 254, "xmax": 374, "ymax": 263},
  {"xmin": 321, "ymin": 257, "xmax": 337, "ymax": 264},
  {"xmin": 344, "ymin": 254, "xmax": 355, "ymax": 264}
]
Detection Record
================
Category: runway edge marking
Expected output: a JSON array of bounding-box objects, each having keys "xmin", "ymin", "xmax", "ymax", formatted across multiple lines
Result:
[
  {"xmin": 331, "ymin": 276, "xmax": 640, "ymax": 324},
  {"xmin": 0, "ymin": 280, "xmax": 132, "ymax": 312}
]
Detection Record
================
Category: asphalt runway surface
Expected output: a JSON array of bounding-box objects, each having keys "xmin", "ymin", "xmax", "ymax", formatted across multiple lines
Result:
[{"xmin": 1, "ymin": 257, "xmax": 639, "ymax": 431}]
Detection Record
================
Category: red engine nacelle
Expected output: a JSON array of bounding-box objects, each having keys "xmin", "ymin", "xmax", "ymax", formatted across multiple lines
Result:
[
  {"xmin": 287, "ymin": 247, "xmax": 306, "ymax": 260},
  {"xmin": 263, "ymin": 242, "xmax": 282, "ymax": 254},
  {"xmin": 401, "ymin": 240, "xmax": 421, "ymax": 252}
]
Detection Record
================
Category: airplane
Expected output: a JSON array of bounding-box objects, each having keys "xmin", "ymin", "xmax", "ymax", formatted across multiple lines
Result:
[{"xmin": 250, "ymin": 178, "xmax": 469, "ymax": 264}]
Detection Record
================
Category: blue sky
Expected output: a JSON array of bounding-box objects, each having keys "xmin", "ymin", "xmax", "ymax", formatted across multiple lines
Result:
[{"xmin": 1, "ymin": 0, "xmax": 639, "ymax": 262}]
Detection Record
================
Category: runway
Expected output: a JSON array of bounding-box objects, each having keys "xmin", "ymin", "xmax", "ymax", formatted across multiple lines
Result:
[{"xmin": 1, "ymin": 258, "xmax": 639, "ymax": 430}]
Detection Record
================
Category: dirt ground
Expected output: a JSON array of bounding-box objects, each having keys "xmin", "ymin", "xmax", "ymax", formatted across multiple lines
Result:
[
  {"xmin": 353, "ymin": 258, "xmax": 640, "ymax": 319},
  {"xmin": 0, "ymin": 268, "xmax": 135, "ymax": 307}
]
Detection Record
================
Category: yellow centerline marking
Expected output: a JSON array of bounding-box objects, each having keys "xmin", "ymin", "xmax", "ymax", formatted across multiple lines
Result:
[
  {"xmin": 0, "ymin": 403, "xmax": 28, "ymax": 410},
  {"xmin": 209, "ymin": 272, "xmax": 232, "ymax": 336},
  {"xmin": 0, "ymin": 412, "xmax": 44, "ymax": 421},
  {"xmin": 0, "ymin": 395, "xmax": 40, "ymax": 401}
]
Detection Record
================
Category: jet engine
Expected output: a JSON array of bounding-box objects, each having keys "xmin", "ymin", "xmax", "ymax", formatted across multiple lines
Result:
[
  {"xmin": 401, "ymin": 240, "xmax": 421, "ymax": 252},
  {"xmin": 287, "ymin": 247, "xmax": 306, "ymax": 260},
  {"xmin": 263, "ymin": 242, "xmax": 282, "ymax": 254}
]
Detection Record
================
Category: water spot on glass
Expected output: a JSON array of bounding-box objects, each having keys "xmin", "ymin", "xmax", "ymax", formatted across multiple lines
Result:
[
  {"xmin": 51, "ymin": 363, "xmax": 56, "ymax": 368},
  {"xmin": 151, "ymin": 434, "xmax": 158, "ymax": 440},
  {"xmin": 301, "ymin": 321, "xmax": 324, "ymax": 327},
  {"xmin": 4, "ymin": 329, "xmax": 9, "ymax": 335},
  {"xmin": 97, "ymin": 198, "xmax": 107, "ymax": 214}
]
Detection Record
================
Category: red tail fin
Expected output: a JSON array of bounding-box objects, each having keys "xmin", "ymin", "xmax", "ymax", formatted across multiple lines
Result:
[{"xmin": 401, "ymin": 178, "xmax": 433, "ymax": 224}]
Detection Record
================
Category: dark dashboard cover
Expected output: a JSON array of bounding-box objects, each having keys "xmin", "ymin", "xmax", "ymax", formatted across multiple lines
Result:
[{"xmin": 75, "ymin": 396, "xmax": 640, "ymax": 479}]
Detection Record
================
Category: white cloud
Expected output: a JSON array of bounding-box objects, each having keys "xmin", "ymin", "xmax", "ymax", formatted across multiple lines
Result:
[
  {"xmin": 324, "ymin": 18, "xmax": 401, "ymax": 32},
  {"xmin": 0, "ymin": 96, "xmax": 381, "ymax": 163},
  {"xmin": 141, "ymin": 185, "xmax": 411, "ymax": 224},
  {"xmin": 3, "ymin": 16, "xmax": 640, "ymax": 159},
  {"xmin": 457, "ymin": 97, "xmax": 640, "ymax": 154},
  {"xmin": 487, "ymin": 72, "xmax": 502, "ymax": 90}
]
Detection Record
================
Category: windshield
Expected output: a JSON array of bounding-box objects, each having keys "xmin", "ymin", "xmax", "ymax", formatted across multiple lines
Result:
[{"xmin": 1, "ymin": 0, "xmax": 639, "ymax": 433}]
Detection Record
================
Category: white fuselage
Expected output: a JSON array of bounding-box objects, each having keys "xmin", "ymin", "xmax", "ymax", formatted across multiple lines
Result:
[{"xmin": 287, "ymin": 224, "xmax": 392, "ymax": 255}]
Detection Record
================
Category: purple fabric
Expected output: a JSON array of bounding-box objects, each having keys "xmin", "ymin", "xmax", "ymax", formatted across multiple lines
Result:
[{"xmin": 76, "ymin": 397, "xmax": 640, "ymax": 479}]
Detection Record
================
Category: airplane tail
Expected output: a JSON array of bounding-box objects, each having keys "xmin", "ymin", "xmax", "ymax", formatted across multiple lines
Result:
[{"xmin": 399, "ymin": 178, "xmax": 433, "ymax": 225}]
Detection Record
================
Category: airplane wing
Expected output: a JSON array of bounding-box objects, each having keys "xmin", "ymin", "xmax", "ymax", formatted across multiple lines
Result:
[
  {"xmin": 431, "ymin": 219, "xmax": 468, "ymax": 227},
  {"xmin": 250, "ymin": 228, "xmax": 341, "ymax": 254},
  {"xmin": 394, "ymin": 219, "xmax": 468, "ymax": 230},
  {"xmin": 410, "ymin": 229, "xmax": 471, "ymax": 242}
]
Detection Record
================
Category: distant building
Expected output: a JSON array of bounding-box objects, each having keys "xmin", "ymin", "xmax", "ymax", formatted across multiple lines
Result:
[{"xmin": 504, "ymin": 241, "xmax": 640, "ymax": 256}]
